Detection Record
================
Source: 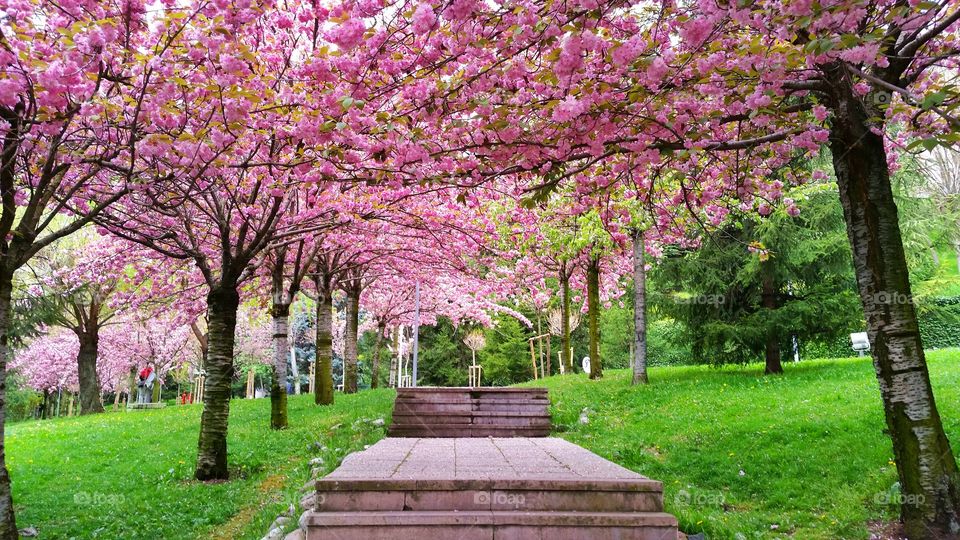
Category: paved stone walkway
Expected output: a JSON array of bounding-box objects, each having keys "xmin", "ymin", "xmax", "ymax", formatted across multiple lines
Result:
[{"xmin": 329, "ymin": 437, "xmax": 652, "ymax": 481}]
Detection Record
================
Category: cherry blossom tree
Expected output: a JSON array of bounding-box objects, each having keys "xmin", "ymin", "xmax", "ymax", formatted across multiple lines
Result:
[{"xmin": 0, "ymin": 0, "xmax": 174, "ymax": 533}]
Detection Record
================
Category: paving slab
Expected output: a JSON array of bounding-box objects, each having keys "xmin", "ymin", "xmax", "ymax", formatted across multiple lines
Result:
[{"xmin": 324, "ymin": 437, "xmax": 660, "ymax": 486}]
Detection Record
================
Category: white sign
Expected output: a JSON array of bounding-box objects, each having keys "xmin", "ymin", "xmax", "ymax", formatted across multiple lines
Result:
[{"xmin": 851, "ymin": 332, "xmax": 870, "ymax": 352}]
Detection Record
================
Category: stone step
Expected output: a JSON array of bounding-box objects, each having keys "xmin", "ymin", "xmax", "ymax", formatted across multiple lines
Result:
[
  {"xmin": 395, "ymin": 389, "xmax": 548, "ymax": 403},
  {"xmin": 386, "ymin": 425, "xmax": 551, "ymax": 437},
  {"xmin": 394, "ymin": 403, "xmax": 549, "ymax": 415},
  {"xmin": 391, "ymin": 388, "xmax": 551, "ymax": 437},
  {"xmin": 393, "ymin": 409, "xmax": 550, "ymax": 418},
  {"xmin": 397, "ymin": 387, "xmax": 548, "ymax": 394},
  {"xmin": 392, "ymin": 415, "xmax": 551, "ymax": 427},
  {"xmin": 392, "ymin": 411, "xmax": 551, "ymax": 421},
  {"xmin": 394, "ymin": 394, "xmax": 549, "ymax": 402},
  {"xmin": 314, "ymin": 477, "xmax": 664, "ymax": 513},
  {"xmin": 300, "ymin": 510, "xmax": 678, "ymax": 540}
]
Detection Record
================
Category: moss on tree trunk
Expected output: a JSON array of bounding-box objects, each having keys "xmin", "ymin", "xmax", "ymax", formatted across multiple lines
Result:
[
  {"xmin": 827, "ymin": 63, "xmax": 960, "ymax": 537},
  {"xmin": 195, "ymin": 286, "xmax": 240, "ymax": 481},
  {"xmin": 315, "ymin": 290, "xmax": 334, "ymax": 405},
  {"xmin": 270, "ymin": 302, "xmax": 290, "ymax": 430},
  {"xmin": 343, "ymin": 284, "xmax": 360, "ymax": 393}
]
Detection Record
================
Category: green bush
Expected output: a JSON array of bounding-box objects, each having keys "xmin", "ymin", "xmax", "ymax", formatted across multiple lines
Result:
[
  {"xmin": 7, "ymin": 376, "xmax": 41, "ymax": 423},
  {"xmin": 919, "ymin": 296, "xmax": 960, "ymax": 349},
  {"xmin": 646, "ymin": 319, "xmax": 691, "ymax": 366}
]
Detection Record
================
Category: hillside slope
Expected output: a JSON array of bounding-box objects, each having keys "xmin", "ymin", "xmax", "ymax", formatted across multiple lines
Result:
[{"xmin": 528, "ymin": 350, "xmax": 960, "ymax": 539}]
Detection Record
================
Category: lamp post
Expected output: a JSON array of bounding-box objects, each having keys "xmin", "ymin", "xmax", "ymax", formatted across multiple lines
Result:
[{"xmin": 412, "ymin": 281, "xmax": 420, "ymax": 387}]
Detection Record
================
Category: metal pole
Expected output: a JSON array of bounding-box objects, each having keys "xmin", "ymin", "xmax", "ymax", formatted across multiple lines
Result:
[{"xmin": 412, "ymin": 281, "xmax": 420, "ymax": 387}]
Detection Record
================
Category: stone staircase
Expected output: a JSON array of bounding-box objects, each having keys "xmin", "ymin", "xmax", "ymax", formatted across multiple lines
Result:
[
  {"xmin": 387, "ymin": 387, "xmax": 551, "ymax": 438},
  {"xmin": 286, "ymin": 437, "xmax": 678, "ymax": 540}
]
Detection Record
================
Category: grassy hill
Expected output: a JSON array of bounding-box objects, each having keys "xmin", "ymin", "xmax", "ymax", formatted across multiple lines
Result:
[{"xmin": 9, "ymin": 350, "xmax": 960, "ymax": 539}]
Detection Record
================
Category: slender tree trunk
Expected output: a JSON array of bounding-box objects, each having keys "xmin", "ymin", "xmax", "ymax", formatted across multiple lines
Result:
[
  {"xmin": 195, "ymin": 285, "xmax": 240, "ymax": 481},
  {"xmin": 0, "ymin": 269, "xmax": 19, "ymax": 538},
  {"xmin": 343, "ymin": 284, "xmax": 360, "ymax": 393},
  {"xmin": 371, "ymin": 322, "xmax": 385, "ymax": 389},
  {"xmin": 560, "ymin": 268, "xmax": 573, "ymax": 374},
  {"xmin": 127, "ymin": 366, "xmax": 137, "ymax": 408},
  {"xmin": 545, "ymin": 327, "xmax": 551, "ymax": 377},
  {"xmin": 389, "ymin": 327, "xmax": 399, "ymax": 387},
  {"xmin": 632, "ymin": 228, "xmax": 649, "ymax": 384},
  {"xmin": 829, "ymin": 70, "xmax": 960, "ymax": 537},
  {"xmin": 761, "ymin": 259, "xmax": 783, "ymax": 375},
  {"xmin": 314, "ymin": 290, "xmax": 334, "ymax": 405},
  {"xmin": 270, "ymin": 302, "xmax": 290, "ymax": 430},
  {"xmin": 954, "ymin": 242, "xmax": 960, "ymax": 275},
  {"xmin": 75, "ymin": 330, "xmax": 105, "ymax": 414},
  {"xmin": 587, "ymin": 255, "xmax": 602, "ymax": 379}
]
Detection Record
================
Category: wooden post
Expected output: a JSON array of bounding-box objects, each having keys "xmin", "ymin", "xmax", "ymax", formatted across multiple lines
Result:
[
  {"xmin": 245, "ymin": 369, "xmax": 255, "ymax": 399},
  {"xmin": 308, "ymin": 363, "xmax": 316, "ymax": 395},
  {"xmin": 536, "ymin": 316, "xmax": 545, "ymax": 377},
  {"xmin": 545, "ymin": 335, "xmax": 551, "ymax": 378},
  {"xmin": 67, "ymin": 393, "xmax": 75, "ymax": 417},
  {"xmin": 194, "ymin": 375, "xmax": 205, "ymax": 403},
  {"xmin": 529, "ymin": 339, "xmax": 538, "ymax": 380}
]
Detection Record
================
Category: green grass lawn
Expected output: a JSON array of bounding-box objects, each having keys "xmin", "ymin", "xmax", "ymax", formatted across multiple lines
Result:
[
  {"xmin": 8, "ymin": 350, "xmax": 960, "ymax": 539},
  {"xmin": 8, "ymin": 389, "xmax": 395, "ymax": 539},
  {"xmin": 526, "ymin": 350, "xmax": 960, "ymax": 539}
]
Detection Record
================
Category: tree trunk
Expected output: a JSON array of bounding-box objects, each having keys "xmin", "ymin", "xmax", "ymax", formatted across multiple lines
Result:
[
  {"xmin": 343, "ymin": 284, "xmax": 360, "ymax": 393},
  {"xmin": 954, "ymin": 242, "xmax": 960, "ymax": 275},
  {"xmin": 761, "ymin": 259, "xmax": 783, "ymax": 375},
  {"xmin": 632, "ymin": 228, "xmax": 649, "ymax": 384},
  {"xmin": 829, "ymin": 72, "xmax": 960, "ymax": 537},
  {"xmin": 0, "ymin": 269, "xmax": 19, "ymax": 539},
  {"xmin": 560, "ymin": 268, "xmax": 573, "ymax": 374},
  {"xmin": 587, "ymin": 255, "xmax": 602, "ymax": 379},
  {"xmin": 40, "ymin": 390, "xmax": 49, "ymax": 419},
  {"xmin": 314, "ymin": 290, "xmax": 334, "ymax": 405},
  {"xmin": 127, "ymin": 366, "xmax": 137, "ymax": 408},
  {"xmin": 270, "ymin": 302, "xmax": 290, "ymax": 430},
  {"xmin": 389, "ymin": 327, "xmax": 399, "ymax": 387},
  {"xmin": 75, "ymin": 329, "xmax": 105, "ymax": 414},
  {"xmin": 195, "ymin": 286, "xmax": 240, "ymax": 481},
  {"xmin": 371, "ymin": 322, "xmax": 385, "ymax": 389}
]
